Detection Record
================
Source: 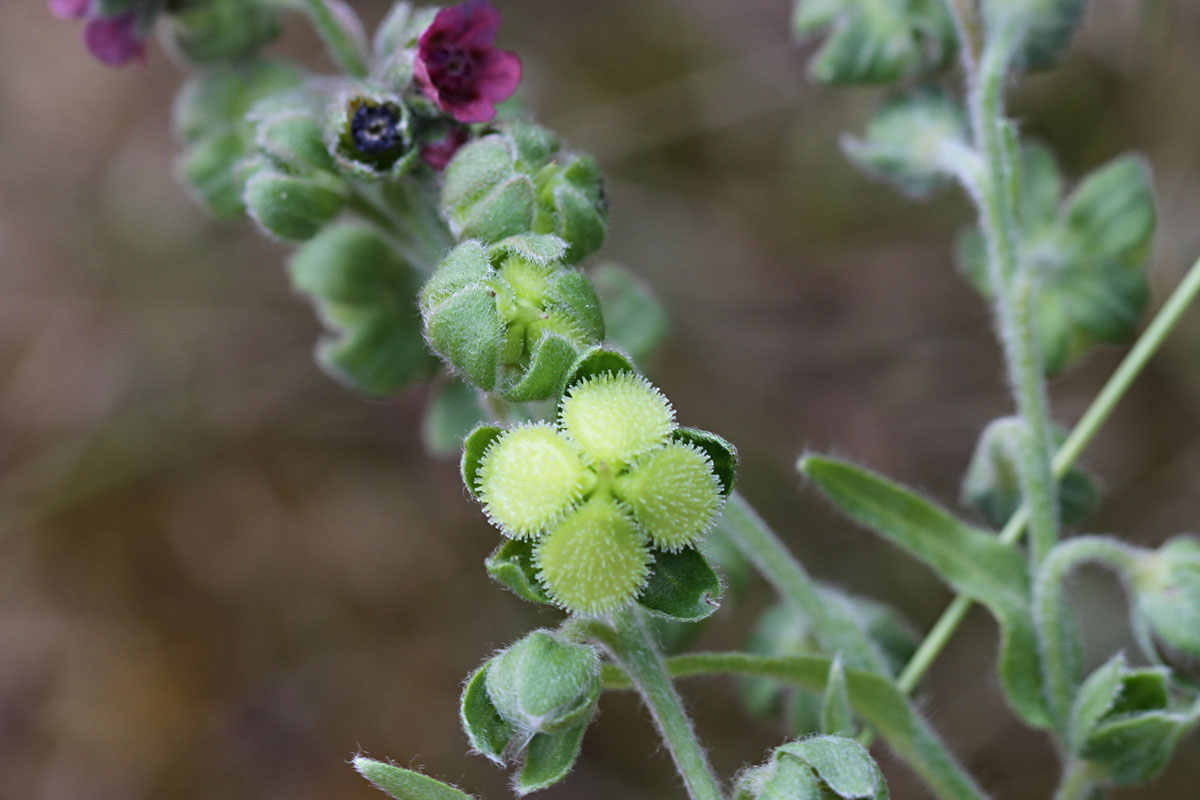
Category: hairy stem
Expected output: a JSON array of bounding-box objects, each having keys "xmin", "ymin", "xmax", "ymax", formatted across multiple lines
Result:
[
  {"xmin": 589, "ymin": 609, "xmax": 725, "ymax": 800},
  {"xmin": 898, "ymin": 255, "xmax": 1200, "ymax": 694},
  {"xmin": 302, "ymin": 0, "xmax": 368, "ymax": 79},
  {"xmin": 722, "ymin": 492, "xmax": 887, "ymax": 675},
  {"xmin": 1034, "ymin": 536, "xmax": 1143, "ymax": 733},
  {"xmin": 1053, "ymin": 759, "xmax": 1103, "ymax": 800},
  {"xmin": 602, "ymin": 651, "xmax": 989, "ymax": 800}
]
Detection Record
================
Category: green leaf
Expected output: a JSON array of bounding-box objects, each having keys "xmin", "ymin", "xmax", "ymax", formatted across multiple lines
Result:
[
  {"xmin": 988, "ymin": 0, "xmax": 1088, "ymax": 70},
  {"xmin": 591, "ymin": 263, "xmax": 670, "ymax": 364},
  {"xmin": 353, "ymin": 757, "xmax": 476, "ymax": 800},
  {"xmin": 288, "ymin": 223, "xmax": 436, "ymax": 397},
  {"xmin": 500, "ymin": 334, "xmax": 580, "ymax": 402},
  {"xmin": 173, "ymin": 60, "xmax": 304, "ymax": 145},
  {"xmin": 796, "ymin": 0, "xmax": 956, "ymax": 86},
  {"xmin": 671, "ymin": 427, "xmax": 738, "ymax": 496},
  {"xmin": 460, "ymin": 665, "xmax": 516, "ymax": 765},
  {"xmin": 461, "ymin": 425, "xmax": 503, "ymax": 497},
  {"xmin": 638, "ymin": 547, "xmax": 722, "ymax": 621},
  {"xmin": 422, "ymin": 379, "xmax": 486, "ymax": 458},
  {"xmin": 1064, "ymin": 155, "xmax": 1156, "ymax": 267},
  {"xmin": 485, "ymin": 539, "xmax": 552, "ymax": 604},
  {"xmin": 516, "ymin": 720, "xmax": 589, "ymax": 795},
  {"xmin": 564, "ymin": 346, "xmax": 637, "ymax": 389},
  {"xmin": 1082, "ymin": 711, "xmax": 1191, "ymax": 786},
  {"xmin": 821, "ymin": 656, "xmax": 855, "ymax": 737},
  {"xmin": 800, "ymin": 455, "xmax": 1052, "ymax": 728},
  {"xmin": 167, "ymin": 0, "xmax": 281, "ymax": 66},
  {"xmin": 778, "ymin": 736, "xmax": 887, "ymax": 799},
  {"xmin": 842, "ymin": 87, "xmax": 970, "ymax": 198},
  {"xmin": 243, "ymin": 167, "xmax": 347, "ymax": 241},
  {"xmin": 177, "ymin": 131, "xmax": 251, "ymax": 218},
  {"xmin": 1070, "ymin": 653, "xmax": 1127, "ymax": 752}
]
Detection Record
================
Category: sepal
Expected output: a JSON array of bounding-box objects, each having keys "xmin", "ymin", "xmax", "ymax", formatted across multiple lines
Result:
[
  {"xmin": 734, "ymin": 735, "xmax": 889, "ymax": 800},
  {"xmin": 243, "ymin": 165, "xmax": 348, "ymax": 241},
  {"xmin": 1132, "ymin": 537, "xmax": 1200, "ymax": 669},
  {"xmin": 637, "ymin": 547, "xmax": 722, "ymax": 621},
  {"xmin": 984, "ymin": 0, "xmax": 1088, "ymax": 71},
  {"xmin": 165, "ymin": 0, "xmax": 282, "ymax": 66},
  {"xmin": 486, "ymin": 539, "xmax": 553, "ymax": 604}
]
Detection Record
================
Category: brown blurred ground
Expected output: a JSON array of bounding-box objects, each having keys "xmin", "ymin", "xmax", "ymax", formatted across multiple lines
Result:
[{"xmin": 2, "ymin": 1, "xmax": 1200, "ymax": 798}]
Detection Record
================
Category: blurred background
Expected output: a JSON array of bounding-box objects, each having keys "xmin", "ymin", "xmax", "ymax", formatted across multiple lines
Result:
[{"xmin": 4, "ymin": 1, "xmax": 1200, "ymax": 798}]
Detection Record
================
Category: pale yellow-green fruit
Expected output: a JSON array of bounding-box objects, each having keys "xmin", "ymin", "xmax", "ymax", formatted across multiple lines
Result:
[
  {"xmin": 535, "ymin": 497, "xmax": 651, "ymax": 615},
  {"xmin": 477, "ymin": 423, "xmax": 586, "ymax": 538},
  {"xmin": 617, "ymin": 442, "xmax": 724, "ymax": 551},
  {"xmin": 559, "ymin": 372, "xmax": 674, "ymax": 466}
]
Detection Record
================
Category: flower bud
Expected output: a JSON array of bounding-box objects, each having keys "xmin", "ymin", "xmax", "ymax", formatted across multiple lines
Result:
[
  {"xmin": 441, "ymin": 122, "xmax": 608, "ymax": 263},
  {"xmin": 243, "ymin": 163, "xmax": 348, "ymax": 242},
  {"xmin": 1132, "ymin": 536, "xmax": 1200, "ymax": 666},
  {"xmin": 420, "ymin": 236, "xmax": 604, "ymax": 400},
  {"xmin": 485, "ymin": 630, "xmax": 601, "ymax": 735},
  {"xmin": 735, "ymin": 736, "xmax": 888, "ymax": 800},
  {"xmin": 326, "ymin": 92, "xmax": 419, "ymax": 180},
  {"xmin": 165, "ymin": 0, "xmax": 282, "ymax": 65}
]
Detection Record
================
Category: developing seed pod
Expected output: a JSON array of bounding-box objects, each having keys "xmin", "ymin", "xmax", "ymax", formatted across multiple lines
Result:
[
  {"xmin": 484, "ymin": 630, "xmax": 601, "ymax": 735},
  {"xmin": 440, "ymin": 121, "xmax": 608, "ymax": 263},
  {"xmin": 1132, "ymin": 536, "xmax": 1200, "ymax": 668},
  {"xmin": 464, "ymin": 371, "xmax": 732, "ymax": 616},
  {"xmin": 420, "ymin": 235, "xmax": 603, "ymax": 400}
]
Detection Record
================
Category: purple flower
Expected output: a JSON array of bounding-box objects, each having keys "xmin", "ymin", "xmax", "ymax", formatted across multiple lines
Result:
[
  {"xmin": 49, "ymin": 0, "xmax": 91, "ymax": 19},
  {"xmin": 414, "ymin": 1, "xmax": 521, "ymax": 124},
  {"xmin": 84, "ymin": 13, "xmax": 146, "ymax": 66},
  {"xmin": 420, "ymin": 125, "xmax": 469, "ymax": 171}
]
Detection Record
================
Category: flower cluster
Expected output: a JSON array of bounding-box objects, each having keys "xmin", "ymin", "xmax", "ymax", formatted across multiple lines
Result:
[
  {"xmin": 467, "ymin": 371, "xmax": 727, "ymax": 615},
  {"xmin": 50, "ymin": 0, "xmax": 151, "ymax": 66}
]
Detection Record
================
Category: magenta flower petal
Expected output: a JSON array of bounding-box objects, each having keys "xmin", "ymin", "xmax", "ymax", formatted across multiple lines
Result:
[
  {"xmin": 49, "ymin": 0, "xmax": 91, "ymax": 19},
  {"xmin": 84, "ymin": 13, "xmax": 146, "ymax": 67},
  {"xmin": 421, "ymin": 126, "xmax": 470, "ymax": 171},
  {"xmin": 415, "ymin": 0, "xmax": 521, "ymax": 124}
]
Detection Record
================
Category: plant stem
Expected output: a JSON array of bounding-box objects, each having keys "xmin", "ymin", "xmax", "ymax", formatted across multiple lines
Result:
[
  {"xmin": 302, "ymin": 0, "xmax": 368, "ymax": 79},
  {"xmin": 969, "ymin": 24, "xmax": 1060, "ymax": 568},
  {"xmin": 1034, "ymin": 536, "xmax": 1143, "ymax": 732},
  {"xmin": 590, "ymin": 609, "xmax": 725, "ymax": 800},
  {"xmin": 1053, "ymin": 759, "xmax": 1102, "ymax": 800},
  {"xmin": 897, "ymin": 255, "xmax": 1200, "ymax": 694},
  {"xmin": 601, "ymin": 651, "xmax": 990, "ymax": 800},
  {"xmin": 722, "ymin": 492, "xmax": 887, "ymax": 675}
]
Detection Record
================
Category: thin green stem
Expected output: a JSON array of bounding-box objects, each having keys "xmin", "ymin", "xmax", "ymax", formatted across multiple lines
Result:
[
  {"xmin": 970, "ymin": 24, "xmax": 1060, "ymax": 568},
  {"xmin": 589, "ymin": 609, "xmax": 725, "ymax": 800},
  {"xmin": 723, "ymin": 492, "xmax": 888, "ymax": 675},
  {"xmin": 602, "ymin": 651, "xmax": 989, "ymax": 800},
  {"xmin": 898, "ymin": 255, "xmax": 1200, "ymax": 694},
  {"xmin": 1034, "ymin": 536, "xmax": 1143, "ymax": 733},
  {"xmin": 302, "ymin": 0, "xmax": 368, "ymax": 78},
  {"xmin": 1053, "ymin": 760, "xmax": 1102, "ymax": 800}
]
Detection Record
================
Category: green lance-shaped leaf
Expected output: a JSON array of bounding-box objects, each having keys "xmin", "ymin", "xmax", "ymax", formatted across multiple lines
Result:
[
  {"xmin": 637, "ymin": 547, "xmax": 723, "ymax": 621},
  {"xmin": 591, "ymin": 263, "xmax": 670, "ymax": 364},
  {"xmin": 800, "ymin": 455, "xmax": 1053, "ymax": 729},
  {"xmin": 485, "ymin": 539, "xmax": 552, "ymax": 605},
  {"xmin": 962, "ymin": 416, "xmax": 1100, "ymax": 529},
  {"xmin": 173, "ymin": 60, "xmax": 305, "ymax": 218},
  {"xmin": 821, "ymin": 656, "xmax": 855, "ymax": 737},
  {"xmin": 353, "ymin": 757, "xmax": 475, "ymax": 800},
  {"xmin": 288, "ymin": 222, "xmax": 437, "ymax": 396},
  {"xmin": 166, "ymin": 0, "xmax": 282, "ymax": 66},
  {"xmin": 793, "ymin": 0, "xmax": 956, "ymax": 86},
  {"xmin": 842, "ymin": 87, "xmax": 971, "ymax": 198}
]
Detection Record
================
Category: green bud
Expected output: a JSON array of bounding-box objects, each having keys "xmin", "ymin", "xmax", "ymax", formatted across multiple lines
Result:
[
  {"xmin": 735, "ymin": 736, "xmax": 889, "ymax": 800},
  {"xmin": 420, "ymin": 237, "xmax": 604, "ymax": 400},
  {"xmin": 962, "ymin": 417, "xmax": 1100, "ymax": 529},
  {"xmin": 256, "ymin": 112, "xmax": 337, "ymax": 175},
  {"xmin": 794, "ymin": 0, "xmax": 956, "ymax": 86},
  {"xmin": 843, "ymin": 86, "xmax": 970, "ymax": 198},
  {"xmin": 441, "ymin": 123, "xmax": 608, "ymax": 263},
  {"xmin": 165, "ymin": 0, "xmax": 282, "ymax": 66},
  {"xmin": 243, "ymin": 164, "xmax": 348, "ymax": 241},
  {"xmin": 1132, "ymin": 537, "xmax": 1200, "ymax": 667},
  {"xmin": 326, "ymin": 92, "xmax": 419, "ymax": 180},
  {"xmin": 485, "ymin": 631, "xmax": 601, "ymax": 735},
  {"xmin": 173, "ymin": 60, "xmax": 305, "ymax": 218}
]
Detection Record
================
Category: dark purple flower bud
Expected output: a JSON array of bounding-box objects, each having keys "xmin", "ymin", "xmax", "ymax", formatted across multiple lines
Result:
[
  {"xmin": 420, "ymin": 125, "xmax": 469, "ymax": 171},
  {"xmin": 351, "ymin": 103, "xmax": 403, "ymax": 154},
  {"xmin": 49, "ymin": 0, "xmax": 91, "ymax": 19},
  {"xmin": 84, "ymin": 12, "xmax": 146, "ymax": 67},
  {"xmin": 414, "ymin": 0, "xmax": 521, "ymax": 124}
]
